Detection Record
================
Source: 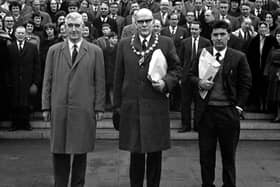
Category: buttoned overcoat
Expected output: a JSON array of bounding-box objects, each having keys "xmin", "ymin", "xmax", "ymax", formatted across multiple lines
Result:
[
  {"xmin": 113, "ymin": 34, "xmax": 181, "ymax": 153},
  {"xmin": 42, "ymin": 40, "xmax": 105, "ymax": 153}
]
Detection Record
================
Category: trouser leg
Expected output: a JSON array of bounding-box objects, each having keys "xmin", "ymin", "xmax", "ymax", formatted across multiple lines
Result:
[{"xmin": 146, "ymin": 151, "xmax": 162, "ymax": 187}]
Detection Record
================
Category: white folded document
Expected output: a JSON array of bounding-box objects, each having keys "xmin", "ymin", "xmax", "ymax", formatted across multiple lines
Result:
[
  {"xmin": 198, "ymin": 48, "xmax": 221, "ymax": 99},
  {"xmin": 147, "ymin": 49, "xmax": 167, "ymax": 82}
]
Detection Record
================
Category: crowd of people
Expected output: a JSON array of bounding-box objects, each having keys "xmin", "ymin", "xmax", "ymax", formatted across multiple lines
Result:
[{"xmin": 0, "ymin": 0, "xmax": 278, "ymax": 186}]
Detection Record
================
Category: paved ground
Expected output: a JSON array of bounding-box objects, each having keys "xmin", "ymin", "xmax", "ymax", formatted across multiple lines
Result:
[{"xmin": 0, "ymin": 140, "xmax": 280, "ymax": 187}]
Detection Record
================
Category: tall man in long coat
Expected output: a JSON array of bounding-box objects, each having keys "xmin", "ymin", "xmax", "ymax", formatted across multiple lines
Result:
[
  {"xmin": 113, "ymin": 8, "xmax": 181, "ymax": 187},
  {"xmin": 189, "ymin": 20, "xmax": 252, "ymax": 187},
  {"xmin": 41, "ymin": 12, "xmax": 105, "ymax": 187}
]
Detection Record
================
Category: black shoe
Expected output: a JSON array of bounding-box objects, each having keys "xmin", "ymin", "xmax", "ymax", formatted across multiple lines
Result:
[
  {"xmin": 23, "ymin": 125, "xmax": 33, "ymax": 131},
  {"xmin": 178, "ymin": 128, "xmax": 191, "ymax": 133},
  {"xmin": 271, "ymin": 118, "xmax": 280, "ymax": 123},
  {"xmin": 8, "ymin": 126, "xmax": 17, "ymax": 131}
]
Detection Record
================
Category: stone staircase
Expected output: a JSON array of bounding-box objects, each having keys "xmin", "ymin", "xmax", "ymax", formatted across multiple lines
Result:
[{"xmin": 0, "ymin": 112, "xmax": 280, "ymax": 140}]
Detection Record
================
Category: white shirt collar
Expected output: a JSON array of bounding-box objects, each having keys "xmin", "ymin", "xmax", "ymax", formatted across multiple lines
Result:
[
  {"xmin": 192, "ymin": 36, "xmax": 200, "ymax": 41},
  {"xmin": 68, "ymin": 39, "xmax": 83, "ymax": 55},
  {"xmin": 17, "ymin": 40, "xmax": 25, "ymax": 46},
  {"xmin": 213, "ymin": 47, "xmax": 227, "ymax": 60},
  {"xmin": 139, "ymin": 34, "xmax": 152, "ymax": 44},
  {"xmin": 169, "ymin": 26, "xmax": 177, "ymax": 33}
]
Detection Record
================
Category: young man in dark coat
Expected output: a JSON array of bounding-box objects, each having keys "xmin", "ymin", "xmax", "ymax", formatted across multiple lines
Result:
[
  {"xmin": 189, "ymin": 20, "xmax": 252, "ymax": 187},
  {"xmin": 113, "ymin": 8, "xmax": 181, "ymax": 187},
  {"xmin": 7, "ymin": 26, "xmax": 40, "ymax": 131}
]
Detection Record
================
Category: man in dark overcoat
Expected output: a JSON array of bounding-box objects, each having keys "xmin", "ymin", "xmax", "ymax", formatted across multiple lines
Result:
[
  {"xmin": 42, "ymin": 12, "xmax": 105, "ymax": 187},
  {"xmin": 189, "ymin": 20, "xmax": 252, "ymax": 187},
  {"xmin": 113, "ymin": 8, "xmax": 181, "ymax": 187},
  {"xmin": 0, "ymin": 30, "xmax": 12, "ymax": 121},
  {"xmin": 7, "ymin": 26, "xmax": 40, "ymax": 131}
]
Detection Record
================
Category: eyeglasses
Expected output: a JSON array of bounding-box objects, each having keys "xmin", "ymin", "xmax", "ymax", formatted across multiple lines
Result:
[
  {"xmin": 137, "ymin": 19, "xmax": 153, "ymax": 24},
  {"xmin": 67, "ymin": 23, "xmax": 81, "ymax": 28}
]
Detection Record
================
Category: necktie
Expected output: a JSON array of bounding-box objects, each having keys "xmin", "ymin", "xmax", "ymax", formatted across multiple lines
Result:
[
  {"xmin": 216, "ymin": 52, "xmax": 221, "ymax": 62},
  {"xmin": 192, "ymin": 38, "xmax": 197, "ymax": 60},
  {"xmin": 222, "ymin": 15, "xmax": 225, "ymax": 20},
  {"xmin": 244, "ymin": 31, "xmax": 249, "ymax": 40},
  {"xmin": 172, "ymin": 27, "xmax": 176, "ymax": 35},
  {"xmin": 142, "ymin": 39, "xmax": 147, "ymax": 51},
  {"xmin": 18, "ymin": 41, "xmax": 23, "ymax": 53},
  {"xmin": 72, "ymin": 44, "xmax": 78, "ymax": 65}
]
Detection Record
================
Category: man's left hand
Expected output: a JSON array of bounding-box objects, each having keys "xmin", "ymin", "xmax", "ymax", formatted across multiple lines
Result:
[
  {"xmin": 152, "ymin": 79, "xmax": 166, "ymax": 93},
  {"xmin": 96, "ymin": 112, "xmax": 104, "ymax": 121}
]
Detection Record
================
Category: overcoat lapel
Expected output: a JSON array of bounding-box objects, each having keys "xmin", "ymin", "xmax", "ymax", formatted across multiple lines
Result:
[{"xmin": 61, "ymin": 41, "xmax": 72, "ymax": 68}]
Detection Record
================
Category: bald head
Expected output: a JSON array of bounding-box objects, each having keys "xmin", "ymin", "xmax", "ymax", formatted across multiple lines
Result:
[
  {"xmin": 135, "ymin": 8, "xmax": 154, "ymax": 37},
  {"xmin": 135, "ymin": 8, "xmax": 153, "ymax": 20}
]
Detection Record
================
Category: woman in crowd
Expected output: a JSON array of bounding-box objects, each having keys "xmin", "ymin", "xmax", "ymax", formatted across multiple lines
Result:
[
  {"xmin": 82, "ymin": 21, "xmax": 94, "ymax": 42},
  {"xmin": 24, "ymin": 20, "xmax": 40, "ymax": 51},
  {"xmin": 56, "ymin": 22, "xmax": 67, "ymax": 42},
  {"xmin": 264, "ymin": 11, "xmax": 277, "ymax": 35},
  {"xmin": 46, "ymin": 0, "xmax": 60, "ymax": 23},
  {"xmin": 265, "ymin": 28, "xmax": 280, "ymax": 122}
]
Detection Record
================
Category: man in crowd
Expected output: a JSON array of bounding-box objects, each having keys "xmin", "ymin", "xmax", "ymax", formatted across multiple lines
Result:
[
  {"xmin": 179, "ymin": 20, "xmax": 211, "ymax": 132},
  {"xmin": 42, "ymin": 12, "xmax": 105, "ymax": 187},
  {"xmin": 7, "ymin": 25, "xmax": 40, "ymax": 131}
]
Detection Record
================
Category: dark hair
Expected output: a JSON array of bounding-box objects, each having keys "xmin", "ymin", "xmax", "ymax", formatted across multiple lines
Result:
[
  {"xmin": 55, "ymin": 10, "xmax": 67, "ymax": 21},
  {"xmin": 32, "ymin": 12, "xmax": 42, "ymax": 19},
  {"xmin": 241, "ymin": 2, "xmax": 251, "ymax": 8},
  {"xmin": 274, "ymin": 27, "xmax": 280, "ymax": 35},
  {"xmin": 9, "ymin": 1, "xmax": 22, "ymax": 12},
  {"xmin": 80, "ymin": 0, "xmax": 90, "ymax": 7},
  {"xmin": 102, "ymin": 23, "xmax": 111, "ymax": 28},
  {"xmin": 109, "ymin": 2, "xmax": 118, "ymax": 7},
  {"xmin": 219, "ymin": 0, "xmax": 229, "ymax": 4},
  {"xmin": 211, "ymin": 20, "xmax": 231, "ymax": 33},
  {"xmin": 43, "ymin": 22, "xmax": 57, "ymax": 37},
  {"xmin": 258, "ymin": 21, "xmax": 268, "ymax": 28},
  {"xmin": 107, "ymin": 31, "xmax": 117, "ymax": 38},
  {"xmin": 24, "ymin": 20, "xmax": 35, "ymax": 27},
  {"xmin": 67, "ymin": 0, "xmax": 80, "ymax": 8}
]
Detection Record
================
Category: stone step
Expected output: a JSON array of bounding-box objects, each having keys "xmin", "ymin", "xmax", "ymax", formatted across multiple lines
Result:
[
  {"xmin": 1, "ymin": 119, "xmax": 279, "ymax": 130},
  {"xmin": 30, "ymin": 112, "xmax": 274, "ymax": 120},
  {"xmin": 1, "ymin": 129, "xmax": 280, "ymax": 140}
]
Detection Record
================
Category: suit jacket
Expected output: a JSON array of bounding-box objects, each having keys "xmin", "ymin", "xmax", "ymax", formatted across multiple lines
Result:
[
  {"xmin": 228, "ymin": 33, "xmax": 247, "ymax": 53},
  {"xmin": 189, "ymin": 47, "xmax": 252, "ymax": 123},
  {"xmin": 139, "ymin": 1, "xmax": 160, "ymax": 13},
  {"xmin": 110, "ymin": 15, "xmax": 125, "ymax": 37},
  {"xmin": 42, "ymin": 39, "xmax": 105, "ymax": 153},
  {"xmin": 160, "ymin": 26, "xmax": 190, "ymax": 55},
  {"xmin": 118, "ymin": 1, "xmax": 131, "ymax": 17},
  {"xmin": 251, "ymin": 8, "xmax": 266, "ymax": 20},
  {"xmin": 113, "ymin": 33, "xmax": 181, "ymax": 153},
  {"xmin": 179, "ymin": 36, "xmax": 211, "ymax": 82},
  {"xmin": 153, "ymin": 11, "xmax": 169, "ymax": 27},
  {"xmin": 7, "ymin": 41, "xmax": 40, "ymax": 107},
  {"xmin": 93, "ymin": 16, "xmax": 118, "ymax": 38}
]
